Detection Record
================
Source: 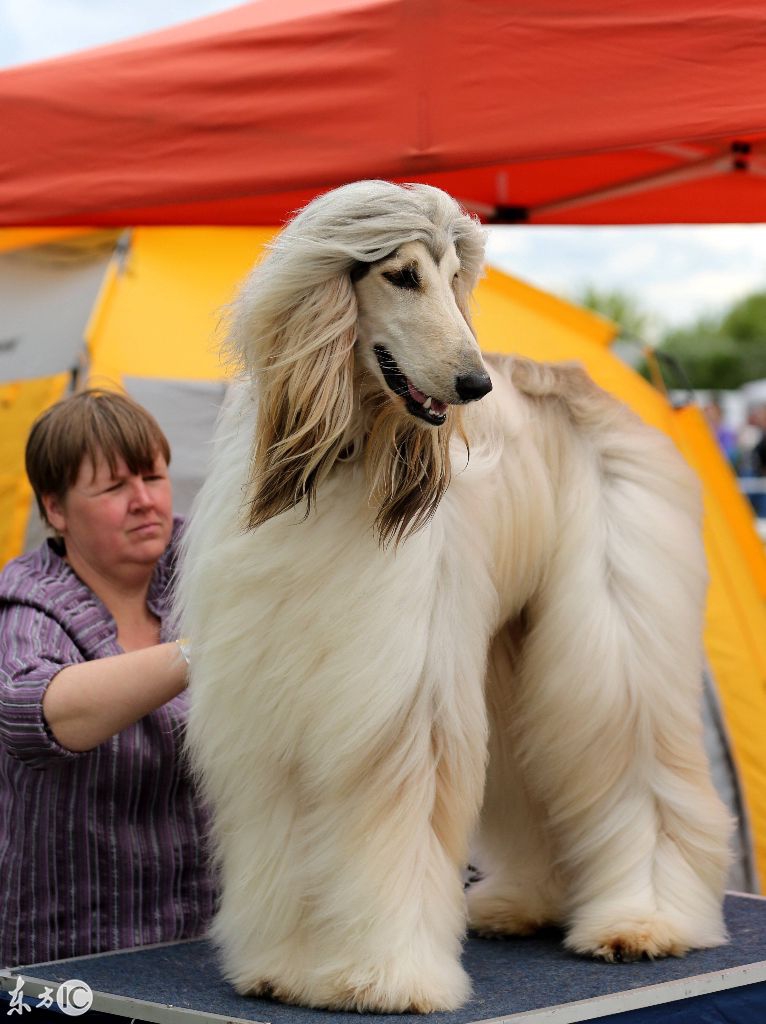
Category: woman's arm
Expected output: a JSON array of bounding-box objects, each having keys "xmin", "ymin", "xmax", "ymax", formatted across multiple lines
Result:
[{"xmin": 42, "ymin": 643, "xmax": 188, "ymax": 753}]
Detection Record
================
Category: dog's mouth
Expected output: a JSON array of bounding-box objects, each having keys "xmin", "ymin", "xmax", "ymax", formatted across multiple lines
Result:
[{"xmin": 373, "ymin": 345, "xmax": 449, "ymax": 426}]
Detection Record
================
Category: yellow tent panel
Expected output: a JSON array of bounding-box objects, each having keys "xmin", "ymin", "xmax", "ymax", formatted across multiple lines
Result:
[
  {"xmin": 0, "ymin": 228, "xmax": 97, "ymax": 254},
  {"xmin": 476, "ymin": 267, "xmax": 616, "ymax": 347},
  {"xmin": 0, "ymin": 374, "xmax": 71, "ymax": 565},
  {"xmin": 87, "ymin": 228, "xmax": 278, "ymax": 386},
  {"xmin": 672, "ymin": 406, "xmax": 766, "ymax": 601},
  {"xmin": 475, "ymin": 268, "xmax": 673, "ymax": 434}
]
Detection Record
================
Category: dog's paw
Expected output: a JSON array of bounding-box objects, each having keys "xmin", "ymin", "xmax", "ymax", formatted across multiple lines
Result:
[
  {"xmin": 324, "ymin": 974, "xmax": 469, "ymax": 1014},
  {"xmin": 238, "ymin": 978, "xmax": 276, "ymax": 998},
  {"xmin": 235, "ymin": 959, "xmax": 470, "ymax": 1013},
  {"xmin": 565, "ymin": 914, "xmax": 692, "ymax": 963},
  {"xmin": 325, "ymin": 953, "xmax": 471, "ymax": 1014}
]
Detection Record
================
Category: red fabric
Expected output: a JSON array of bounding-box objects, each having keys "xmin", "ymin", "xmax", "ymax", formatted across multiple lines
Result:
[{"xmin": 2, "ymin": 0, "xmax": 766, "ymax": 226}]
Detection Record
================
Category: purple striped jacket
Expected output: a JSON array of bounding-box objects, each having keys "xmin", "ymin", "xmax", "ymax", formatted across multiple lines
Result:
[{"xmin": 0, "ymin": 520, "xmax": 216, "ymax": 967}]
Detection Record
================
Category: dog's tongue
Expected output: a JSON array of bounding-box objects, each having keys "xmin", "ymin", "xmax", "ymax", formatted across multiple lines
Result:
[
  {"xmin": 407, "ymin": 381, "xmax": 449, "ymax": 416},
  {"xmin": 407, "ymin": 381, "xmax": 428, "ymax": 404}
]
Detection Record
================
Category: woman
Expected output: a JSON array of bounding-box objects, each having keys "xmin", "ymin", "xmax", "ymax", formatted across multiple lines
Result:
[{"xmin": 0, "ymin": 389, "xmax": 215, "ymax": 967}]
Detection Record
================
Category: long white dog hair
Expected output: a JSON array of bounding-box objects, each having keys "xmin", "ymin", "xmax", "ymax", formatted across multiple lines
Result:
[{"xmin": 178, "ymin": 180, "xmax": 731, "ymax": 1014}]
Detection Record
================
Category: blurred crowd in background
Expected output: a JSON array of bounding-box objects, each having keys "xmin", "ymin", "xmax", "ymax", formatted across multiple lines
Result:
[{"xmin": 704, "ymin": 388, "xmax": 766, "ymax": 520}]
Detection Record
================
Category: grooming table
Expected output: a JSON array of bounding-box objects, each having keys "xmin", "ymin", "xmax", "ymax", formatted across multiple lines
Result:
[{"xmin": 2, "ymin": 894, "xmax": 765, "ymax": 1024}]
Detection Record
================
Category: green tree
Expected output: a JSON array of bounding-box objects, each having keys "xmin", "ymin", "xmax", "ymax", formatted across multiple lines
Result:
[
  {"xmin": 575, "ymin": 285, "xmax": 657, "ymax": 373},
  {"xmin": 720, "ymin": 291, "xmax": 766, "ymax": 347},
  {"xmin": 659, "ymin": 328, "xmax": 748, "ymax": 390},
  {"xmin": 658, "ymin": 291, "xmax": 766, "ymax": 389},
  {"xmin": 576, "ymin": 285, "xmax": 655, "ymax": 343},
  {"xmin": 574, "ymin": 283, "xmax": 766, "ymax": 388}
]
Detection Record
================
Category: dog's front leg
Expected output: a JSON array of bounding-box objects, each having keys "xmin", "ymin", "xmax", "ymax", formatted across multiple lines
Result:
[
  {"xmin": 201, "ymin": 645, "xmax": 483, "ymax": 1013},
  {"xmin": 239, "ymin": 686, "xmax": 480, "ymax": 1013}
]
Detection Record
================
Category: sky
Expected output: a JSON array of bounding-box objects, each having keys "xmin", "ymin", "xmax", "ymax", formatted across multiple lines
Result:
[
  {"xmin": 2, "ymin": 0, "xmax": 766, "ymax": 338},
  {"xmin": 486, "ymin": 224, "xmax": 766, "ymax": 338}
]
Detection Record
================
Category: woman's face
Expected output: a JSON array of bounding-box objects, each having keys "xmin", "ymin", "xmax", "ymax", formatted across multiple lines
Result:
[{"xmin": 44, "ymin": 448, "xmax": 173, "ymax": 582}]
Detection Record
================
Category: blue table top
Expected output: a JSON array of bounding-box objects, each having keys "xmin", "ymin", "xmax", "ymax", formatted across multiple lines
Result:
[{"xmin": 6, "ymin": 894, "xmax": 766, "ymax": 1024}]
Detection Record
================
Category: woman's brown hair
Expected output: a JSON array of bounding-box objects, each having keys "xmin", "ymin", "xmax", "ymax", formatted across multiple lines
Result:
[{"xmin": 26, "ymin": 389, "xmax": 171, "ymax": 526}]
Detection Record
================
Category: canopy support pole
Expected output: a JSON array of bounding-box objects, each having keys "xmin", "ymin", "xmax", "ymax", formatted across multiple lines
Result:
[{"xmin": 485, "ymin": 142, "xmax": 754, "ymax": 223}]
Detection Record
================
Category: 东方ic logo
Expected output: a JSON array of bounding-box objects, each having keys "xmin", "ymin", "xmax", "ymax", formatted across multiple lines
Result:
[{"xmin": 55, "ymin": 980, "xmax": 93, "ymax": 1016}]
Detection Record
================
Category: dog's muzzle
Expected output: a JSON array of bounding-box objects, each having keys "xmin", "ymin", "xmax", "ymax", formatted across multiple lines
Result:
[{"xmin": 374, "ymin": 345, "xmax": 491, "ymax": 426}]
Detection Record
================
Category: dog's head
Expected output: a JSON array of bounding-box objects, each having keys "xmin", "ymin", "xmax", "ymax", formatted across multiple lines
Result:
[
  {"xmin": 352, "ymin": 240, "xmax": 491, "ymax": 428},
  {"xmin": 233, "ymin": 180, "xmax": 489, "ymax": 543}
]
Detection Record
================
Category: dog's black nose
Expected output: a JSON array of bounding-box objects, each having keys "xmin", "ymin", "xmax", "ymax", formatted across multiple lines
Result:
[{"xmin": 455, "ymin": 371, "xmax": 493, "ymax": 402}]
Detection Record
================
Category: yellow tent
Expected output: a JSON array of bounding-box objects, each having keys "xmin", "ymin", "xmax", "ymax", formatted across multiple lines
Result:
[{"xmin": 2, "ymin": 227, "xmax": 765, "ymax": 889}]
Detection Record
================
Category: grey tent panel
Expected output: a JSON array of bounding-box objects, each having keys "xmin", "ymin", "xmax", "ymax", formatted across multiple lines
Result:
[
  {"xmin": 122, "ymin": 376, "xmax": 228, "ymax": 519},
  {"xmin": 0, "ymin": 249, "xmax": 111, "ymax": 383}
]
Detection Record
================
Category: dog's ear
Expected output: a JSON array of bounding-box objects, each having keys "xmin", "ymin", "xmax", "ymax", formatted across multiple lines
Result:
[{"xmin": 245, "ymin": 273, "xmax": 356, "ymax": 529}]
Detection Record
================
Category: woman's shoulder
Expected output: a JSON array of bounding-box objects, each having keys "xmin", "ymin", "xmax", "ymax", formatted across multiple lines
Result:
[
  {"xmin": 0, "ymin": 541, "xmax": 105, "ymax": 643},
  {"xmin": 0, "ymin": 539, "xmax": 73, "ymax": 606}
]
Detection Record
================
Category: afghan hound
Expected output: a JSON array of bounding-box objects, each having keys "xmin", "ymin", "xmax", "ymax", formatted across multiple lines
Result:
[{"xmin": 178, "ymin": 180, "xmax": 731, "ymax": 1013}]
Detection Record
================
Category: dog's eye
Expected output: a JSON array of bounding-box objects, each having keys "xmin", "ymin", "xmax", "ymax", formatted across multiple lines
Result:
[{"xmin": 383, "ymin": 266, "xmax": 420, "ymax": 290}]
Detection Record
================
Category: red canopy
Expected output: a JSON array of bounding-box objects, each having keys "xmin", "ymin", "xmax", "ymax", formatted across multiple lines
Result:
[{"xmin": 2, "ymin": 0, "xmax": 766, "ymax": 226}]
